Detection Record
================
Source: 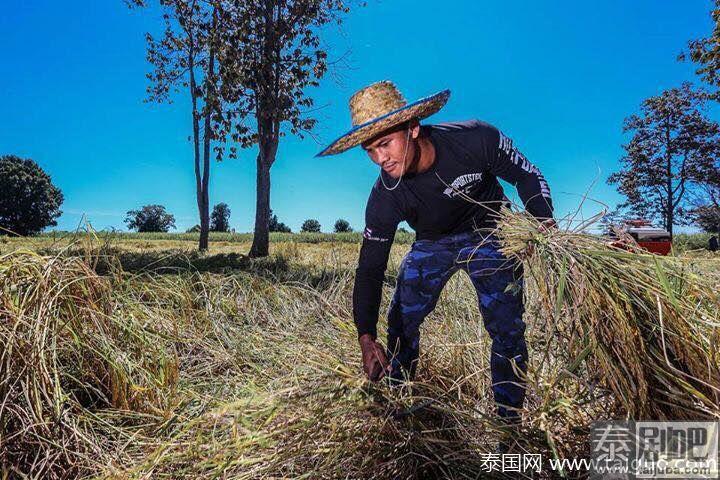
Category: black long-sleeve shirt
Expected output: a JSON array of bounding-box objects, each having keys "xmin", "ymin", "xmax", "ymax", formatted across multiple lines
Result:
[{"xmin": 352, "ymin": 119, "xmax": 554, "ymax": 338}]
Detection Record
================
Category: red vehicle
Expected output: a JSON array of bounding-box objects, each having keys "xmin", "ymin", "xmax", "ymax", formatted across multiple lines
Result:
[{"xmin": 609, "ymin": 219, "xmax": 672, "ymax": 255}]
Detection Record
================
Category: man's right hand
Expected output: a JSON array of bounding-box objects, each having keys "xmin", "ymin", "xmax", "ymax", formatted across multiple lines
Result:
[{"xmin": 359, "ymin": 333, "xmax": 391, "ymax": 381}]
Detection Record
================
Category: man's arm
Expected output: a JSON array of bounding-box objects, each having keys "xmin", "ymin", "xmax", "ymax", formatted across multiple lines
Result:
[
  {"xmin": 353, "ymin": 185, "xmax": 403, "ymax": 380},
  {"xmin": 353, "ymin": 231, "xmax": 395, "ymax": 381},
  {"xmin": 353, "ymin": 234, "xmax": 394, "ymax": 340},
  {"xmin": 482, "ymin": 124, "xmax": 554, "ymax": 221},
  {"xmin": 353, "ymin": 196, "xmax": 401, "ymax": 338}
]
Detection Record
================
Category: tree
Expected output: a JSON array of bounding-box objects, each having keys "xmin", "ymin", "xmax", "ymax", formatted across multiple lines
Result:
[
  {"xmin": 608, "ymin": 83, "xmax": 720, "ymax": 237},
  {"xmin": 187, "ymin": 224, "xmax": 201, "ymax": 233},
  {"xmin": 682, "ymin": 2, "xmax": 720, "ymax": 96},
  {"xmin": 125, "ymin": 205, "xmax": 176, "ymax": 232},
  {"xmin": 218, "ymin": 0, "xmax": 360, "ymax": 257},
  {"xmin": 333, "ymin": 218, "xmax": 351, "ymax": 232},
  {"xmin": 301, "ymin": 219, "xmax": 321, "ymax": 232},
  {"xmin": 268, "ymin": 209, "xmax": 291, "ymax": 233},
  {"xmin": 678, "ymin": 5, "xmax": 720, "ymax": 235},
  {"xmin": 210, "ymin": 202, "xmax": 231, "ymax": 231},
  {"xmin": 127, "ymin": 0, "xmax": 227, "ymax": 251},
  {"xmin": 688, "ymin": 171, "xmax": 720, "ymax": 233},
  {"xmin": 690, "ymin": 204, "xmax": 720, "ymax": 233},
  {"xmin": 0, "ymin": 155, "xmax": 64, "ymax": 236}
]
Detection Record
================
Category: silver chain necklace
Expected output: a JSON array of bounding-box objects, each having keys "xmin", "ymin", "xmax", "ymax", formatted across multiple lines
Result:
[{"xmin": 380, "ymin": 128, "xmax": 412, "ymax": 191}]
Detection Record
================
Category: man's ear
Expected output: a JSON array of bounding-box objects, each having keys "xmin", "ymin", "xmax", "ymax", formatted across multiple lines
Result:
[{"xmin": 409, "ymin": 118, "xmax": 421, "ymax": 140}]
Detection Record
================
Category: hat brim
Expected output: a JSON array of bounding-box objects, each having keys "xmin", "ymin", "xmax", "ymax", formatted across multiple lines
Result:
[{"xmin": 316, "ymin": 89, "xmax": 451, "ymax": 157}]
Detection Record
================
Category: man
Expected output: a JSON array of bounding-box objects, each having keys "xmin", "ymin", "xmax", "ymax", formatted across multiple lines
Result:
[{"xmin": 317, "ymin": 81, "xmax": 554, "ymax": 422}]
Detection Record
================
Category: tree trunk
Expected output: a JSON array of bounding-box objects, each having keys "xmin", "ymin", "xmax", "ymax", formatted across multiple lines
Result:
[
  {"xmin": 667, "ymin": 178, "xmax": 674, "ymax": 239},
  {"xmin": 198, "ymin": 9, "xmax": 218, "ymax": 252},
  {"xmin": 250, "ymin": 156, "xmax": 271, "ymax": 257},
  {"xmin": 198, "ymin": 119, "xmax": 210, "ymax": 251},
  {"xmin": 198, "ymin": 98, "xmax": 211, "ymax": 252},
  {"xmin": 664, "ymin": 118, "xmax": 674, "ymax": 239},
  {"xmin": 249, "ymin": 4, "xmax": 281, "ymax": 258},
  {"xmin": 188, "ymin": 43, "xmax": 207, "ymax": 251},
  {"xmin": 249, "ymin": 134, "xmax": 278, "ymax": 258},
  {"xmin": 199, "ymin": 192, "xmax": 210, "ymax": 250}
]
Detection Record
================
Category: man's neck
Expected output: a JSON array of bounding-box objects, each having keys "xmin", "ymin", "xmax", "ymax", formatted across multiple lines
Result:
[{"xmin": 408, "ymin": 131, "xmax": 436, "ymax": 175}]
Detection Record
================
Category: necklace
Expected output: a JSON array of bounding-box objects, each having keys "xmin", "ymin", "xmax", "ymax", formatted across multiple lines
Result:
[{"xmin": 380, "ymin": 128, "xmax": 411, "ymax": 191}]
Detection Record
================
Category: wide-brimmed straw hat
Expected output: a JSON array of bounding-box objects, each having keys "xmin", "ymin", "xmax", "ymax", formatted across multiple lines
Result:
[{"xmin": 316, "ymin": 80, "xmax": 450, "ymax": 157}]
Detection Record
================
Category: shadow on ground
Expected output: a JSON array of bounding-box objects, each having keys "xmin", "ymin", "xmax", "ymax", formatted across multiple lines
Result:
[{"xmin": 39, "ymin": 245, "xmax": 354, "ymax": 290}]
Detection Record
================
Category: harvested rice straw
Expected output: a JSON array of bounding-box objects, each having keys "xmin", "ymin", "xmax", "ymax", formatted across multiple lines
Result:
[{"xmin": 495, "ymin": 207, "xmax": 720, "ymax": 420}]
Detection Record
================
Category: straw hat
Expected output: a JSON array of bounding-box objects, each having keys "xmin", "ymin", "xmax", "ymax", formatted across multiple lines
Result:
[{"xmin": 316, "ymin": 81, "xmax": 450, "ymax": 157}]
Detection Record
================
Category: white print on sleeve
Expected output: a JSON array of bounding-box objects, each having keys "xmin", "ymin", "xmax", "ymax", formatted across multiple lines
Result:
[
  {"xmin": 500, "ymin": 131, "xmax": 552, "ymax": 200},
  {"xmin": 499, "ymin": 131, "xmax": 513, "ymax": 156},
  {"xmin": 363, "ymin": 227, "xmax": 390, "ymax": 242}
]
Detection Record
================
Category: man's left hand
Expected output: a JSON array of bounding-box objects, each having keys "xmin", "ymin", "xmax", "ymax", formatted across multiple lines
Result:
[{"xmin": 522, "ymin": 218, "xmax": 557, "ymax": 259}]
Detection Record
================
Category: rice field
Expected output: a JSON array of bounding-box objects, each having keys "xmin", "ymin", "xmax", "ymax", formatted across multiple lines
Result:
[{"xmin": 1, "ymin": 217, "xmax": 718, "ymax": 479}]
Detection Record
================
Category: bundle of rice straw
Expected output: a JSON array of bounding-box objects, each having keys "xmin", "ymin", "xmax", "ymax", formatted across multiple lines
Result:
[
  {"xmin": 0, "ymin": 250, "xmax": 178, "ymax": 479},
  {"xmin": 495, "ymin": 207, "xmax": 720, "ymax": 420}
]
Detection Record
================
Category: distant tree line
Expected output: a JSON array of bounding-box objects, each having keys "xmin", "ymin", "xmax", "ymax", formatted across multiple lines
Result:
[{"xmin": 119, "ymin": 204, "xmax": 353, "ymax": 235}]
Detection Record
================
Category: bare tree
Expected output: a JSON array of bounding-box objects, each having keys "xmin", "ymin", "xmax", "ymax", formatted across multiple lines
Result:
[{"xmin": 127, "ymin": 0, "xmax": 223, "ymax": 251}]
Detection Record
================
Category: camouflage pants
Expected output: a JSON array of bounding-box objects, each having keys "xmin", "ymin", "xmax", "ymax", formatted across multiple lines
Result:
[{"xmin": 386, "ymin": 230, "xmax": 528, "ymax": 419}]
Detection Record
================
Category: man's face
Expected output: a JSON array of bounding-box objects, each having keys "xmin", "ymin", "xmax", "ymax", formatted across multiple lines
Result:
[{"xmin": 361, "ymin": 122, "xmax": 420, "ymax": 179}]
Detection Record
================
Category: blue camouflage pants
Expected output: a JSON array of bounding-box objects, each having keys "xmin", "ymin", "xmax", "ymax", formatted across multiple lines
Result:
[{"xmin": 386, "ymin": 231, "xmax": 528, "ymax": 419}]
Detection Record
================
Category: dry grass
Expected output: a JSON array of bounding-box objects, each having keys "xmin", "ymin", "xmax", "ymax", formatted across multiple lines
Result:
[
  {"xmin": 0, "ymin": 249, "xmax": 179, "ymax": 478},
  {"xmin": 497, "ymin": 209, "xmax": 720, "ymax": 420},
  {"xmin": 1, "ymin": 215, "xmax": 718, "ymax": 479}
]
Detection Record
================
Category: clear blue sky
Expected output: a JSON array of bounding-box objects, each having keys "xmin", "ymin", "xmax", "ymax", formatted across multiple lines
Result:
[{"xmin": 0, "ymin": 0, "xmax": 713, "ymax": 233}]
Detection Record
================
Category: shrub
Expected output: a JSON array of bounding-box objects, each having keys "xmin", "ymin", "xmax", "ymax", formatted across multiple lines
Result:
[
  {"xmin": 301, "ymin": 219, "xmax": 321, "ymax": 232},
  {"xmin": 125, "ymin": 205, "xmax": 176, "ymax": 232},
  {"xmin": 333, "ymin": 219, "xmax": 352, "ymax": 233}
]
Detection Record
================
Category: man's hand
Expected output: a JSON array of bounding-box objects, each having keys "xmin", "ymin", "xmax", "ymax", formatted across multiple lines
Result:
[
  {"xmin": 538, "ymin": 218, "xmax": 557, "ymax": 234},
  {"xmin": 522, "ymin": 218, "xmax": 557, "ymax": 259},
  {"xmin": 359, "ymin": 333, "xmax": 391, "ymax": 382}
]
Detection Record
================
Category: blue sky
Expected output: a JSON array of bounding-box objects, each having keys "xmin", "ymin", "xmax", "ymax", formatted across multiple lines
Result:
[{"xmin": 0, "ymin": 0, "xmax": 714, "ymax": 233}]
